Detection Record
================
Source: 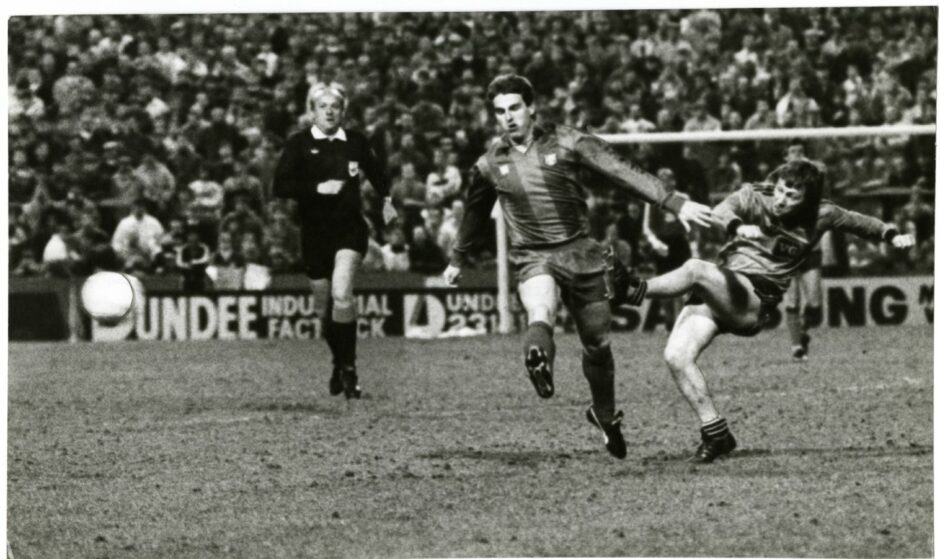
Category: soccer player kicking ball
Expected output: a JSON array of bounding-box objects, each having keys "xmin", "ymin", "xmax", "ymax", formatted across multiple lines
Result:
[
  {"xmin": 273, "ymin": 83, "xmax": 397, "ymax": 399},
  {"xmin": 609, "ymin": 159, "xmax": 914, "ymax": 462},
  {"xmin": 443, "ymin": 75, "xmax": 713, "ymax": 459}
]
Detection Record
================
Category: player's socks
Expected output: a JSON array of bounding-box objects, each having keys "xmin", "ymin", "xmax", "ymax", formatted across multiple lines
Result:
[
  {"xmin": 322, "ymin": 316, "xmax": 345, "ymax": 395},
  {"xmin": 785, "ymin": 307, "xmax": 802, "ymax": 346},
  {"xmin": 701, "ymin": 416, "xmax": 730, "ymax": 439},
  {"xmin": 330, "ymin": 295, "xmax": 360, "ymax": 399},
  {"xmin": 582, "ymin": 343, "xmax": 616, "ymax": 424},
  {"xmin": 332, "ymin": 321, "xmax": 361, "ymax": 399},
  {"xmin": 692, "ymin": 416, "xmax": 736, "ymax": 463},
  {"xmin": 523, "ymin": 321, "xmax": 555, "ymax": 398},
  {"xmin": 606, "ymin": 251, "xmax": 647, "ymax": 306}
]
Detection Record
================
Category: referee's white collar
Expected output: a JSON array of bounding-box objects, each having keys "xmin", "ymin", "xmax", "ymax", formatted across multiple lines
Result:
[{"xmin": 311, "ymin": 125, "xmax": 347, "ymax": 142}]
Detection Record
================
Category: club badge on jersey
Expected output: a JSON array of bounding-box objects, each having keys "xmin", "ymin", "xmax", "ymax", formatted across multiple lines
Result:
[
  {"xmin": 545, "ymin": 153, "xmax": 557, "ymax": 166},
  {"xmin": 348, "ymin": 161, "xmax": 359, "ymax": 177}
]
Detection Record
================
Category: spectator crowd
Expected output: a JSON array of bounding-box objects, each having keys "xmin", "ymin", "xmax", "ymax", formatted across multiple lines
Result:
[{"xmin": 8, "ymin": 8, "xmax": 936, "ymax": 286}]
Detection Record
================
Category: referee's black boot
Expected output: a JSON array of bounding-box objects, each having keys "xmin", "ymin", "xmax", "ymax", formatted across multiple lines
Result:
[
  {"xmin": 341, "ymin": 366, "xmax": 362, "ymax": 400},
  {"xmin": 329, "ymin": 366, "xmax": 344, "ymax": 396},
  {"xmin": 690, "ymin": 431, "xmax": 737, "ymax": 463}
]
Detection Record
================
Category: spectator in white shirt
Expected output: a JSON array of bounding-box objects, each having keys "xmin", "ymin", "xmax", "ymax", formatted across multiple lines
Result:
[
  {"xmin": 425, "ymin": 148, "xmax": 462, "ymax": 207},
  {"xmin": 619, "ymin": 104, "xmax": 657, "ymax": 134},
  {"xmin": 111, "ymin": 198, "xmax": 165, "ymax": 271}
]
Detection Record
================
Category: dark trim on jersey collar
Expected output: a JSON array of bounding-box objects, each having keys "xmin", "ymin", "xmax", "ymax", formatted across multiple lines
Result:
[{"xmin": 495, "ymin": 124, "xmax": 549, "ymax": 155}]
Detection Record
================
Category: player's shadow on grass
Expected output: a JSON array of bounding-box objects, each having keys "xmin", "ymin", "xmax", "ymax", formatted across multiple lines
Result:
[
  {"xmin": 645, "ymin": 444, "xmax": 931, "ymax": 463},
  {"xmin": 242, "ymin": 401, "xmax": 344, "ymax": 415},
  {"xmin": 419, "ymin": 448, "xmax": 599, "ymax": 466}
]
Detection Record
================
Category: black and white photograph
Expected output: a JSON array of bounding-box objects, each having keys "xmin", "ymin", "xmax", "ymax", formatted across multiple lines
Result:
[{"xmin": 5, "ymin": 3, "xmax": 936, "ymax": 557}]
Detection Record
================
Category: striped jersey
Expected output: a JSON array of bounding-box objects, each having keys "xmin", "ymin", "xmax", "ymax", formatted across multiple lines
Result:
[
  {"xmin": 451, "ymin": 124, "xmax": 686, "ymax": 266},
  {"xmin": 713, "ymin": 182, "xmax": 896, "ymax": 291}
]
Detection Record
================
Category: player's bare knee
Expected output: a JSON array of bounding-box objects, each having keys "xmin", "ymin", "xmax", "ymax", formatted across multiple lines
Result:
[
  {"xmin": 331, "ymin": 292, "xmax": 357, "ymax": 323},
  {"xmin": 684, "ymin": 259, "xmax": 711, "ymax": 282},
  {"xmin": 528, "ymin": 306, "xmax": 555, "ymax": 326},
  {"xmin": 663, "ymin": 344, "xmax": 692, "ymax": 371}
]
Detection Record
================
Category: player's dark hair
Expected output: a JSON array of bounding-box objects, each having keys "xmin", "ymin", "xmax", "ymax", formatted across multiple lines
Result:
[
  {"xmin": 768, "ymin": 159, "xmax": 825, "ymax": 222},
  {"xmin": 486, "ymin": 74, "xmax": 535, "ymax": 106}
]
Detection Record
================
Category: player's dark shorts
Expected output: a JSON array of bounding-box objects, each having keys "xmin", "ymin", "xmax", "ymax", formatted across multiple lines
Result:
[
  {"xmin": 511, "ymin": 237, "xmax": 609, "ymax": 309},
  {"xmin": 686, "ymin": 269, "xmax": 783, "ymax": 337},
  {"xmin": 302, "ymin": 218, "xmax": 368, "ymax": 280},
  {"xmin": 797, "ymin": 249, "xmax": 823, "ymax": 272}
]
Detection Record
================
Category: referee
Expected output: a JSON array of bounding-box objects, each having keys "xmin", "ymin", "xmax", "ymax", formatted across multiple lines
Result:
[{"xmin": 273, "ymin": 83, "xmax": 397, "ymax": 399}]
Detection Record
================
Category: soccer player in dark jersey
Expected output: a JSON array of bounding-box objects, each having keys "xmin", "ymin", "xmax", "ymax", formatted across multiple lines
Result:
[
  {"xmin": 443, "ymin": 74, "xmax": 714, "ymax": 459},
  {"xmin": 781, "ymin": 141, "xmax": 822, "ymax": 361},
  {"xmin": 610, "ymin": 159, "xmax": 915, "ymax": 462},
  {"xmin": 273, "ymin": 83, "xmax": 397, "ymax": 399}
]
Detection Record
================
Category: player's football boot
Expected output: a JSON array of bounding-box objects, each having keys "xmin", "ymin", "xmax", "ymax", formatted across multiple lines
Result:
[
  {"xmin": 605, "ymin": 248, "xmax": 646, "ymax": 306},
  {"xmin": 340, "ymin": 366, "xmax": 362, "ymax": 399},
  {"xmin": 791, "ymin": 345, "xmax": 807, "ymax": 361},
  {"xmin": 800, "ymin": 333, "xmax": 811, "ymax": 357},
  {"xmin": 524, "ymin": 346, "xmax": 555, "ymax": 398},
  {"xmin": 329, "ymin": 366, "xmax": 344, "ymax": 396},
  {"xmin": 586, "ymin": 407, "xmax": 627, "ymax": 459},
  {"xmin": 690, "ymin": 431, "xmax": 737, "ymax": 463},
  {"xmin": 791, "ymin": 333, "xmax": 811, "ymax": 361}
]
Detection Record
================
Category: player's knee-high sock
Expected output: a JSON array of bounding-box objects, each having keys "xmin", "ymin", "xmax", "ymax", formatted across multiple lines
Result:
[
  {"xmin": 803, "ymin": 305, "xmax": 822, "ymax": 329},
  {"xmin": 321, "ymin": 302, "xmax": 341, "ymax": 367},
  {"xmin": 582, "ymin": 343, "xmax": 615, "ymax": 424},
  {"xmin": 785, "ymin": 307, "xmax": 803, "ymax": 348},
  {"xmin": 524, "ymin": 321, "xmax": 555, "ymax": 365},
  {"xmin": 332, "ymin": 300, "xmax": 358, "ymax": 369}
]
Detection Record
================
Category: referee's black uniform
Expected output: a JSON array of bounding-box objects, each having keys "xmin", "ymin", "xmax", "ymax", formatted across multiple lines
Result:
[{"xmin": 272, "ymin": 127, "xmax": 390, "ymax": 279}]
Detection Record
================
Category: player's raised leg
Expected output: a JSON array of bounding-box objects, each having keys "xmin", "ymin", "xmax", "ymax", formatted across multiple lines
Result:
[
  {"xmin": 570, "ymin": 299, "xmax": 626, "ymax": 459},
  {"xmin": 663, "ymin": 304, "xmax": 737, "ymax": 462},
  {"xmin": 331, "ymin": 249, "xmax": 363, "ymax": 399},
  {"xmin": 613, "ymin": 257, "xmax": 763, "ymax": 332},
  {"xmin": 518, "ymin": 274, "xmax": 558, "ymax": 398}
]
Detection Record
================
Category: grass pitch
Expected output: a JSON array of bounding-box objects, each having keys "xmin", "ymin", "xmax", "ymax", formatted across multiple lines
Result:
[{"xmin": 8, "ymin": 325, "xmax": 933, "ymax": 558}]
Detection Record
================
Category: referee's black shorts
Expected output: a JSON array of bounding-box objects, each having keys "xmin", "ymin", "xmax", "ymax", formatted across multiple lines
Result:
[{"xmin": 302, "ymin": 219, "xmax": 369, "ymax": 280}]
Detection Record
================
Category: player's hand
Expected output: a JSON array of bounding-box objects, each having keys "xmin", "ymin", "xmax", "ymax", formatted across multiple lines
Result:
[
  {"xmin": 443, "ymin": 264, "xmax": 462, "ymax": 286},
  {"xmin": 891, "ymin": 233, "xmax": 915, "ymax": 249},
  {"xmin": 677, "ymin": 201, "xmax": 714, "ymax": 231},
  {"xmin": 316, "ymin": 179, "xmax": 344, "ymax": 195},
  {"xmin": 382, "ymin": 197, "xmax": 398, "ymax": 225},
  {"xmin": 736, "ymin": 225, "xmax": 765, "ymax": 239}
]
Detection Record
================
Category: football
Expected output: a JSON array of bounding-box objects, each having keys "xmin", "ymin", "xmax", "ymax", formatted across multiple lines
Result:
[{"xmin": 80, "ymin": 271, "xmax": 135, "ymax": 325}]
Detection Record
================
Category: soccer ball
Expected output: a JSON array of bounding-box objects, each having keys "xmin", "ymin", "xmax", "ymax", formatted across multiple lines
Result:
[{"xmin": 80, "ymin": 271, "xmax": 135, "ymax": 325}]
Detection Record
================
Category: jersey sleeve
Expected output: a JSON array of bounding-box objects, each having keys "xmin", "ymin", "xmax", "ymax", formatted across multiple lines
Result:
[
  {"xmin": 571, "ymin": 132, "xmax": 686, "ymax": 214},
  {"xmin": 711, "ymin": 186, "xmax": 756, "ymax": 236},
  {"xmin": 817, "ymin": 201, "xmax": 898, "ymax": 241},
  {"xmin": 272, "ymin": 136, "xmax": 305, "ymax": 200},
  {"xmin": 450, "ymin": 159, "xmax": 498, "ymax": 268},
  {"xmin": 359, "ymin": 136, "xmax": 390, "ymax": 198}
]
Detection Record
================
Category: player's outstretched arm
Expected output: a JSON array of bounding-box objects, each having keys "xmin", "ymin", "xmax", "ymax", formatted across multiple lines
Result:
[
  {"xmin": 819, "ymin": 202, "xmax": 912, "ymax": 248},
  {"xmin": 448, "ymin": 162, "xmax": 498, "ymax": 276},
  {"xmin": 571, "ymin": 132, "xmax": 713, "ymax": 227}
]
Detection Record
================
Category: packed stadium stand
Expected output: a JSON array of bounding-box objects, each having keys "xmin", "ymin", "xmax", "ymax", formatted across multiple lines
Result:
[{"xmin": 8, "ymin": 8, "xmax": 936, "ymax": 284}]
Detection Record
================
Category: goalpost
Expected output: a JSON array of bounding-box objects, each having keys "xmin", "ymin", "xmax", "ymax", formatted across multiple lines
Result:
[{"xmin": 492, "ymin": 123, "xmax": 937, "ymax": 334}]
